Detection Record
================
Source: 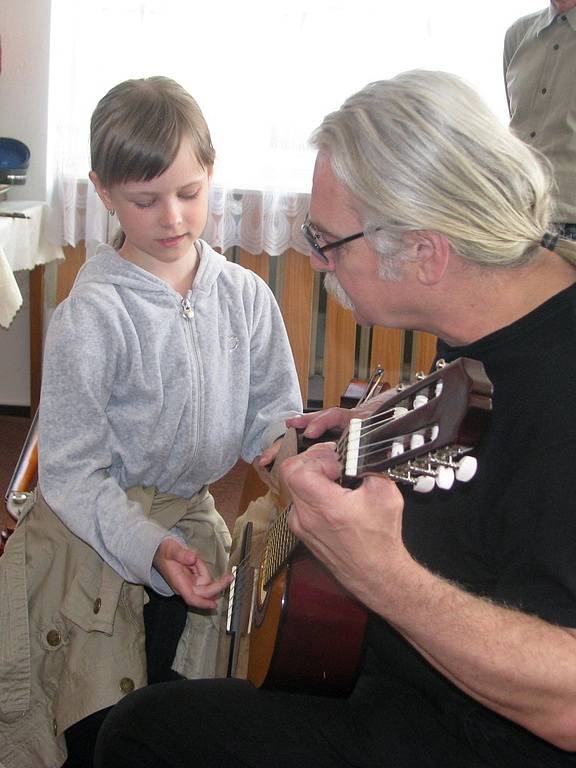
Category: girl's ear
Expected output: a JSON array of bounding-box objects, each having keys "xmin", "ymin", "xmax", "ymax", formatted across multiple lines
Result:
[{"xmin": 89, "ymin": 171, "xmax": 114, "ymax": 213}]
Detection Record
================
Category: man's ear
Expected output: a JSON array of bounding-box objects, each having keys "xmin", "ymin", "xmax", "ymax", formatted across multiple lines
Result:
[
  {"xmin": 89, "ymin": 171, "xmax": 114, "ymax": 213},
  {"xmin": 413, "ymin": 231, "xmax": 451, "ymax": 285}
]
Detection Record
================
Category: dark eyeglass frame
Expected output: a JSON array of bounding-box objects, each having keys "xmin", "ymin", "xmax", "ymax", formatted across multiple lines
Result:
[{"xmin": 301, "ymin": 218, "xmax": 366, "ymax": 264}]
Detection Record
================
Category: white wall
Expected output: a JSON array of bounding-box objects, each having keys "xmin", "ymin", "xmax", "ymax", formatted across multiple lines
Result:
[{"xmin": 0, "ymin": 0, "xmax": 52, "ymax": 407}]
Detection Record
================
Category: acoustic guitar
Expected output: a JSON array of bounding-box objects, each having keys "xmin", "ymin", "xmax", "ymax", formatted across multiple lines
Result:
[{"xmin": 228, "ymin": 357, "xmax": 493, "ymax": 696}]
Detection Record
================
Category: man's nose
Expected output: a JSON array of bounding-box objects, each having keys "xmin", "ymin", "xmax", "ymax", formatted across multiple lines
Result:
[{"xmin": 308, "ymin": 250, "xmax": 334, "ymax": 272}]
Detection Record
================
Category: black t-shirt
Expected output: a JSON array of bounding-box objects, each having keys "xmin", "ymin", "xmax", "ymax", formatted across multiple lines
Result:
[{"xmin": 366, "ymin": 283, "xmax": 576, "ymax": 765}]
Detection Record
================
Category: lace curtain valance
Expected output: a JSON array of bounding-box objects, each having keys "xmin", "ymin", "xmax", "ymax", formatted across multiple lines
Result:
[{"xmin": 47, "ymin": 177, "xmax": 311, "ymax": 257}]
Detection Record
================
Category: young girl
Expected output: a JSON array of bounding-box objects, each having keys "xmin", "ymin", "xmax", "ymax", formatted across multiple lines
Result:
[{"xmin": 0, "ymin": 77, "xmax": 302, "ymax": 768}]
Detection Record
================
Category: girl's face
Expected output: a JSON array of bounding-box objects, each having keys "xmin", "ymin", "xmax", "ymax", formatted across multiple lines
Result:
[{"xmin": 91, "ymin": 137, "xmax": 212, "ymax": 273}]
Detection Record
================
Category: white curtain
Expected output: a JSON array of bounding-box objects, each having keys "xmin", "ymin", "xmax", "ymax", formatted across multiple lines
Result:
[{"xmin": 47, "ymin": 0, "xmax": 543, "ymax": 254}]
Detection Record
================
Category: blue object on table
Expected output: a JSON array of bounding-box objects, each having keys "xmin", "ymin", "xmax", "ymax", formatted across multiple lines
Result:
[{"xmin": 0, "ymin": 138, "xmax": 30, "ymax": 185}]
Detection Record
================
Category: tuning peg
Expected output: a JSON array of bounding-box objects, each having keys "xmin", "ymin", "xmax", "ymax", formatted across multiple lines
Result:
[
  {"xmin": 413, "ymin": 393, "xmax": 428, "ymax": 408},
  {"xmin": 410, "ymin": 433, "xmax": 425, "ymax": 450},
  {"xmin": 409, "ymin": 393, "xmax": 429, "ymax": 451},
  {"xmin": 435, "ymin": 466, "xmax": 455, "ymax": 490},
  {"xmin": 455, "ymin": 456, "xmax": 477, "ymax": 482},
  {"xmin": 413, "ymin": 476, "xmax": 435, "ymax": 493}
]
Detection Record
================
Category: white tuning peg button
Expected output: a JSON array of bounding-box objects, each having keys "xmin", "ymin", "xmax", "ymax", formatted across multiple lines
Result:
[
  {"xmin": 410, "ymin": 433, "xmax": 425, "ymax": 450},
  {"xmin": 413, "ymin": 476, "xmax": 435, "ymax": 493},
  {"xmin": 435, "ymin": 466, "xmax": 455, "ymax": 490},
  {"xmin": 455, "ymin": 456, "xmax": 477, "ymax": 482}
]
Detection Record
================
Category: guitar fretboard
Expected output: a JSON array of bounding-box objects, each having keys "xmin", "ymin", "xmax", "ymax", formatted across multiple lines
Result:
[
  {"xmin": 262, "ymin": 427, "xmax": 354, "ymax": 587},
  {"xmin": 262, "ymin": 505, "xmax": 298, "ymax": 588}
]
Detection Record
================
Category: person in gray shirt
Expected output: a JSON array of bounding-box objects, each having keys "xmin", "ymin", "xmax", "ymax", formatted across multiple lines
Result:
[{"xmin": 504, "ymin": 0, "xmax": 576, "ymax": 240}]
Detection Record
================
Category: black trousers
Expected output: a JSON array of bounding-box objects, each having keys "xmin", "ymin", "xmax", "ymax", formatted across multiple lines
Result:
[
  {"xmin": 92, "ymin": 671, "xmax": 498, "ymax": 768},
  {"xmin": 63, "ymin": 588, "xmax": 188, "ymax": 768}
]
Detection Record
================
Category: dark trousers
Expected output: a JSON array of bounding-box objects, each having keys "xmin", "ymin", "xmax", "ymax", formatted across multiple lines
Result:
[
  {"xmin": 63, "ymin": 588, "xmax": 188, "ymax": 768},
  {"xmin": 92, "ymin": 673, "xmax": 498, "ymax": 768},
  {"xmin": 92, "ymin": 642, "xmax": 574, "ymax": 768}
]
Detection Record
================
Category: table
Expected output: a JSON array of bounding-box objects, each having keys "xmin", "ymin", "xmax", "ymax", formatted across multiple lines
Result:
[{"xmin": 0, "ymin": 201, "xmax": 64, "ymax": 413}]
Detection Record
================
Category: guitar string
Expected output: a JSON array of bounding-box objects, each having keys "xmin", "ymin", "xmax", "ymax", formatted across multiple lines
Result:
[
  {"xmin": 338, "ymin": 431, "xmax": 435, "ymax": 470},
  {"xmin": 228, "ymin": 501, "xmax": 295, "ymax": 608}
]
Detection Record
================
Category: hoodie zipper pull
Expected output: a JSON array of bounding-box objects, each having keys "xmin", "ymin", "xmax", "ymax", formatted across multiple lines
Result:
[{"xmin": 181, "ymin": 296, "xmax": 194, "ymax": 319}]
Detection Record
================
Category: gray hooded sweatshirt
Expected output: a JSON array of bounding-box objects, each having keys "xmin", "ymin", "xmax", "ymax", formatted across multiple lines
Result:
[{"xmin": 38, "ymin": 241, "xmax": 302, "ymax": 592}]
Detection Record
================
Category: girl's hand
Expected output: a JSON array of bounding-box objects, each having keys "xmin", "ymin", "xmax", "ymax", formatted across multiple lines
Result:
[{"xmin": 152, "ymin": 538, "xmax": 232, "ymax": 609}]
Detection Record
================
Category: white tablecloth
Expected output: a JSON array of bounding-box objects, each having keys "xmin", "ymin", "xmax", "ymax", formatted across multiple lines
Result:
[{"xmin": 0, "ymin": 201, "xmax": 64, "ymax": 328}]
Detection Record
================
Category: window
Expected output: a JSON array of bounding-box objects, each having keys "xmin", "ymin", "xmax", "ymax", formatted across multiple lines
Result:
[{"xmin": 48, "ymin": 0, "xmax": 542, "ymax": 193}]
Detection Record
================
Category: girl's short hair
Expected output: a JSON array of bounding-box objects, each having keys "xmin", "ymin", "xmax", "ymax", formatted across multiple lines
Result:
[
  {"xmin": 310, "ymin": 70, "xmax": 558, "ymax": 273},
  {"xmin": 90, "ymin": 76, "xmax": 215, "ymax": 186}
]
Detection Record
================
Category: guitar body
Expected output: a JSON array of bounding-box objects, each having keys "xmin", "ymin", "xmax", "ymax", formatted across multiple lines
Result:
[{"xmin": 248, "ymin": 545, "xmax": 368, "ymax": 696}]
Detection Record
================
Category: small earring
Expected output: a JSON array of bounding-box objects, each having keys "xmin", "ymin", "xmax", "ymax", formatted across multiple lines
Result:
[{"xmin": 108, "ymin": 208, "xmax": 115, "ymax": 217}]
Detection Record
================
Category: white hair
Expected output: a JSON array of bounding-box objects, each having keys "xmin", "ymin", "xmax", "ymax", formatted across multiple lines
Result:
[{"xmin": 311, "ymin": 70, "xmax": 576, "ymax": 270}]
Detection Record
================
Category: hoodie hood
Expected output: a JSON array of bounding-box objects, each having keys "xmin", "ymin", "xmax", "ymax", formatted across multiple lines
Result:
[{"xmin": 74, "ymin": 240, "xmax": 227, "ymax": 297}]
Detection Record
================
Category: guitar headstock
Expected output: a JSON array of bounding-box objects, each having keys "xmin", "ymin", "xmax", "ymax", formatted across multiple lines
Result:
[{"xmin": 341, "ymin": 357, "xmax": 492, "ymax": 493}]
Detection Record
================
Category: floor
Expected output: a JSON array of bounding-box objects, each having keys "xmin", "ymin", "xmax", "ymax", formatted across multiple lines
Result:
[{"xmin": 0, "ymin": 414, "xmax": 251, "ymax": 536}]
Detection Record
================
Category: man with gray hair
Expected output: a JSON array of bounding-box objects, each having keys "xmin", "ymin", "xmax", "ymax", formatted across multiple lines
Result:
[{"xmin": 95, "ymin": 70, "xmax": 576, "ymax": 767}]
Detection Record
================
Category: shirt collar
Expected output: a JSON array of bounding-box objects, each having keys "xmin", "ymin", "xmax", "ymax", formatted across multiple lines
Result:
[
  {"xmin": 534, "ymin": 5, "xmax": 556, "ymax": 34},
  {"xmin": 541, "ymin": 3, "xmax": 576, "ymax": 32},
  {"xmin": 565, "ymin": 6, "xmax": 576, "ymax": 30}
]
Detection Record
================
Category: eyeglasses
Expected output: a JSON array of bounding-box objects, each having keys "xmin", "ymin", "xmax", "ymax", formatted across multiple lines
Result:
[{"xmin": 301, "ymin": 217, "xmax": 367, "ymax": 265}]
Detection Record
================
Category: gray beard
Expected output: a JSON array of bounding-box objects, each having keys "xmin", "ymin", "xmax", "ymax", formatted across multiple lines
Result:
[{"xmin": 324, "ymin": 272, "xmax": 355, "ymax": 311}]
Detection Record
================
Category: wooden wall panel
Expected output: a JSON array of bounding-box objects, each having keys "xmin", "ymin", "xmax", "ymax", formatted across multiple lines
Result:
[
  {"xmin": 322, "ymin": 295, "xmax": 357, "ymax": 408},
  {"xmin": 412, "ymin": 331, "xmax": 438, "ymax": 376},
  {"xmin": 27, "ymin": 242, "xmax": 87, "ymax": 415},
  {"xmin": 29, "ymin": 265, "xmax": 44, "ymax": 416},
  {"xmin": 369, "ymin": 327, "xmax": 405, "ymax": 387},
  {"xmin": 279, "ymin": 250, "xmax": 314, "ymax": 404},
  {"xmin": 57, "ymin": 243, "xmax": 87, "ymax": 304},
  {"xmin": 238, "ymin": 249, "xmax": 269, "ymax": 284}
]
